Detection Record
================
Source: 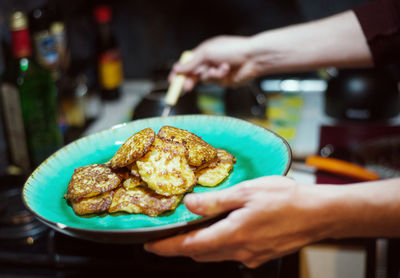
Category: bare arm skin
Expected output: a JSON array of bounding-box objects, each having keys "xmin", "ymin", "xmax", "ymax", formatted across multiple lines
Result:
[
  {"xmin": 144, "ymin": 176, "xmax": 400, "ymax": 268},
  {"xmin": 170, "ymin": 10, "xmax": 373, "ymax": 91}
]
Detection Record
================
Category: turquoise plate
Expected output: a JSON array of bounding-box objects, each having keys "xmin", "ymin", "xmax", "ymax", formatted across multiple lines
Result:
[{"xmin": 23, "ymin": 115, "xmax": 292, "ymax": 243}]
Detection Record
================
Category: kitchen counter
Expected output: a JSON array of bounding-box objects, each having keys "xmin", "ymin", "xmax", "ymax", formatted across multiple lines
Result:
[{"xmin": 83, "ymin": 80, "xmax": 153, "ymax": 136}]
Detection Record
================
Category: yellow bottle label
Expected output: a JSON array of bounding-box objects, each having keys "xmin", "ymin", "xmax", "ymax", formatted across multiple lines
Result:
[{"xmin": 99, "ymin": 49, "xmax": 123, "ymax": 90}]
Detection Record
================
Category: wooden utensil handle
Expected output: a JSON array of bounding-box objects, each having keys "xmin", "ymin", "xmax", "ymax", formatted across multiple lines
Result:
[{"xmin": 165, "ymin": 51, "xmax": 193, "ymax": 106}]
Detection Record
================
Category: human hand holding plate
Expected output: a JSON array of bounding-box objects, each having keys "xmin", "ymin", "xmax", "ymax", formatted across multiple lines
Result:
[{"xmin": 145, "ymin": 176, "xmax": 320, "ymax": 268}]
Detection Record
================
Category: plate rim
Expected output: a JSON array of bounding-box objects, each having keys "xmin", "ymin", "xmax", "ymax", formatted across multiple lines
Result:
[{"xmin": 22, "ymin": 114, "xmax": 292, "ymax": 234}]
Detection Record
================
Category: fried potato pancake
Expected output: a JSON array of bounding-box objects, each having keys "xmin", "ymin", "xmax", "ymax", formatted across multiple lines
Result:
[
  {"xmin": 123, "ymin": 176, "xmax": 145, "ymax": 190},
  {"xmin": 66, "ymin": 126, "xmax": 236, "ymax": 217},
  {"xmin": 137, "ymin": 136, "xmax": 197, "ymax": 196},
  {"xmin": 71, "ymin": 191, "xmax": 114, "ymax": 215},
  {"xmin": 196, "ymin": 149, "xmax": 236, "ymax": 187},
  {"xmin": 109, "ymin": 128, "xmax": 155, "ymax": 168},
  {"xmin": 109, "ymin": 187, "xmax": 183, "ymax": 217},
  {"xmin": 158, "ymin": 126, "xmax": 217, "ymax": 167},
  {"xmin": 216, "ymin": 148, "xmax": 236, "ymax": 162},
  {"xmin": 66, "ymin": 164, "xmax": 121, "ymax": 201}
]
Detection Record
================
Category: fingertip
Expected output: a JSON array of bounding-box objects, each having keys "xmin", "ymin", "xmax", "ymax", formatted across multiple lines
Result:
[
  {"xmin": 184, "ymin": 193, "xmax": 199, "ymax": 210},
  {"xmin": 172, "ymin": 62, "xmax": 179, "ymax": 70},
  {"xmin": 178, "ymin": 52, "xmax": 203, "ymax": 73},
  {"xmin": 183, "ymin": 77, "xmax": 196, "ymax": 92},
  {"xmin": 185, "ymin": 193, "xmax": 212, "ymax": 216},
  {"xmin": 174, "ymin": 63, "xmax": 183, "ymax": 72},
  {"xmin": 184, "ymin": 192, "xmax": 225, "ymax": 216}
]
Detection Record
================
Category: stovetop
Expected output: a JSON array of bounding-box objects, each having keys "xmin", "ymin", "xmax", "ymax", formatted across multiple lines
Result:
[
  {"xmin": 1, "ymin": 229, "xmax": 270, "ymax": 276},
  {"xmin": 0, "ymin": 226, "xmax": 280, "ymax": 278}
]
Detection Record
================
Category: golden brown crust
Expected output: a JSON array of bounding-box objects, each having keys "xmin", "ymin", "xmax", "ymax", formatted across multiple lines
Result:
[
  {"xmin": 109, "ymin": 128, "xmax": 155, "ymax": 168},
  {"xmin": 66, "ymin": 164, "xmax": 121, "ymax": 201},
  {"xmin": 216, "ymin": 148, "xmax": 236, "ymax": 163},
  {"xmin": 196, "ymin": 149, "xmax": 235, "ymax": 187},
  {"xmin": 158, "ymin": 126, "xmax": 217, "ymax": 167},
  {"xmin": 123, "ymin": 176, "xmax": 146, "ymax": 190},
  {"xmin": 136, "ymin": 136, "xmax": 197, "ymax": 196},
  {"xmin": 195, "ymin": 156, "xmax": 219, "ymax": 172},
  {"xmin": 71, "ymin": 191, "xmax": 114, "ymax": 215},
  {"xmin": 109, "ymin": 186, "xmax": 183, "ymax": 217}
]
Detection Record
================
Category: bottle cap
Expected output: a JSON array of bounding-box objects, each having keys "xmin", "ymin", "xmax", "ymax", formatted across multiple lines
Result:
[
  {"xmin": 9, "ymin": 11, "xmax": 28, "ymax": 31},
  {"xmin": 94, "ymin": 5, "xmax": 112, "ymax": 23},
  {"xmin": 51, "ymin": 21, "xmax": 64, "ymax": 34}
]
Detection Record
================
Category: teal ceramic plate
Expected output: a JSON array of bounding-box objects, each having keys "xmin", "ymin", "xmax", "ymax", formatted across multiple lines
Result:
[{"xmin": 23, "ymin": 115, "xmax": 292, "ymax": 243}]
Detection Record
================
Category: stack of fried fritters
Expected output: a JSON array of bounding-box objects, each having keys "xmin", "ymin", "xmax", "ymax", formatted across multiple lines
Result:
[{"xmin": 65, "ymin": 126, "xmax": 236, "ymax": 217}]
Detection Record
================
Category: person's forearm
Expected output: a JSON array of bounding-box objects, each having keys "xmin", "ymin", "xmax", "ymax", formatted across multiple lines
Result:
[
  {"xmin": 302, "ymin": 178, "xmax": 400, "ymax": 239},
  {"xmin": 246, "ymin": 10, "xmax": 373, "ymax": 75}
]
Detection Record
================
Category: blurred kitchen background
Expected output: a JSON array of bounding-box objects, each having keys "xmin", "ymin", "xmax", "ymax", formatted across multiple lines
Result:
[
  {"xmin": 0, "ymin": 1, "xmax": 400, "ymax": 278},
  {"xmin": 3, "ymin": 0, "xmax": 396, "ymax": 146},
  {"xmin": 0, "ymin": 0, "xmax": 371, "ymax": 78}
]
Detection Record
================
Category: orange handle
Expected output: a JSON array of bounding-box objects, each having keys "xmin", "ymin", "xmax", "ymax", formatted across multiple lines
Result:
[{"xmin": 305, "ymin": 155, "xmax": 379, "ymax": 181}]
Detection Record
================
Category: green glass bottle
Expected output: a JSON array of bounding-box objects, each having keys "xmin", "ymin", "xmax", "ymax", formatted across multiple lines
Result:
[{"xmin": 0, "ymin": 11, "xmax": 63, "ymax": 171}]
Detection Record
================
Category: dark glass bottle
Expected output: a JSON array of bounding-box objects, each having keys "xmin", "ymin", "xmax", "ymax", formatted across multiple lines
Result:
[
  {"xmin": 94, "ymin": 5, "xmax": 123, "ymax": 100},
  {"xmin": 0, "ymin": 11, "xmax": 63, "ymax": 171},
  {"xmin": 29, "ymin": 4, "xmax": 59, "ymax": 72}
]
